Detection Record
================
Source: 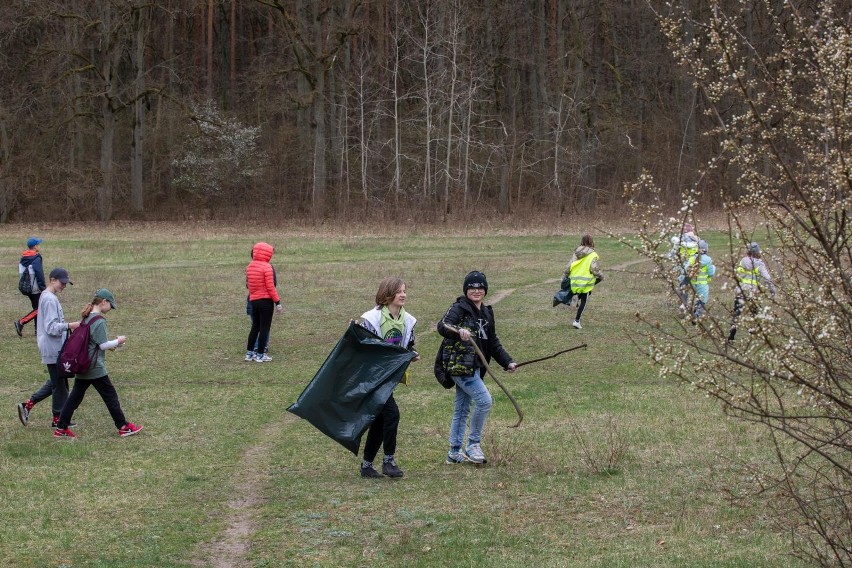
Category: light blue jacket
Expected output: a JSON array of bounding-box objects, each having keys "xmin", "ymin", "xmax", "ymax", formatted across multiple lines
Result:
[{"xmin": 684, "ymin": 253, "xmax": 716, "ymax": 303}]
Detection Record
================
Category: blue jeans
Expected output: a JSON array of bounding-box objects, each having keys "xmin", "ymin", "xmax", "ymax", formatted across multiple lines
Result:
[{"xmin": 448, "ymin": 369, "xmax": 492, "ymax": 450}]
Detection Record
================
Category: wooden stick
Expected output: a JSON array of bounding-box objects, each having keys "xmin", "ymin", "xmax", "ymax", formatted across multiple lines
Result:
[{"xmin": 514, "ymin": 344, "xmax": 587, "ymax": 368}]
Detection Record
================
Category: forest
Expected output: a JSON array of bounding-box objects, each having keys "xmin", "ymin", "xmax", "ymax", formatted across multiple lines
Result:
[{"xmin": 0, "ymin": 1, "xmax": 803, "ymax": 221}]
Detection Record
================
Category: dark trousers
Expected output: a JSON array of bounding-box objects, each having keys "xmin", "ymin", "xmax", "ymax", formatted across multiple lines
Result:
[
  {"xmin": 30, "ymin": 364, "xmax": 70, "ymax": 418},
  {"xmin": 247, "ymin": 299, "xmax": 274, "ymax": 354},
  {"xmin": 728, "ymin": 296, "xmax": 757, "ymax": 341},
  {"xmin": 58, "ymin": 375, "xmax": 127, "ymax": 430},
  {"xmin": 19, "ymin": 292, "xmax": 40, "ymax": 326},
  {"xmin": 362, "ymin": 394, "xmax": 400, "ymax": 462},
  {"xmin": 575, "ymin": 292, "xmax": 590, "ymax": 321}
]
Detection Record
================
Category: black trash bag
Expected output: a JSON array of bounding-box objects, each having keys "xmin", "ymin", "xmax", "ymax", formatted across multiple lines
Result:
[
  {"xmin": 287, "ymin": 321, "xmax": 418, "ymax": 455},
  {"xmin": 552, "ymin": 276, "xmax": 574, "ymax": 306}
]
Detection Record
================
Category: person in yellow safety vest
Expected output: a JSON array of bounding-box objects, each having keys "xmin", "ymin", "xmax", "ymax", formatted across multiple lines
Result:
[
  {"xmin": 728, "ymin": 242, "xmax": 777, "ymax": 342},
  {"xmin": 677, "ymin": 222, "xmax": 699, "ymax": 259},
  {"xmin": 682, "ymin": 240, "xmax": 716, "ymax": 322},
  {"xmin": 563, "ymin": 234, "xmax": 604, "ymax": 330}
]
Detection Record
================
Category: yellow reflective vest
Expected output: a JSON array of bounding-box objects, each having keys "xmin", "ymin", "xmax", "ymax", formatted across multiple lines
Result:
[
  {"xmin": 569, "ymin": 252, "xmax": 599, "ymax": 293},
  {"xmin": 736, "ymin": 264, "xmax": 759, "ymax": 287}
]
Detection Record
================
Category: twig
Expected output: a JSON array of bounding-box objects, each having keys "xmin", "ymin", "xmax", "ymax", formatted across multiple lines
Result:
[{"xmin": 514, "ymin": 344, "xmax": 587, "ymax": 368}]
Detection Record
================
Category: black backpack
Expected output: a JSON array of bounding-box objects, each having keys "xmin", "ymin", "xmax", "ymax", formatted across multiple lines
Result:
[
  {"xmin": 57, "ymin": 315, "xmax": 104, "ymax": 378},
  {"xmin": 18, "ymin": 266, "xmax": 34, "ymax": 295},
  {"xmin": 433, "ymin": 347, "xmax": 455, "ymax": 389}
]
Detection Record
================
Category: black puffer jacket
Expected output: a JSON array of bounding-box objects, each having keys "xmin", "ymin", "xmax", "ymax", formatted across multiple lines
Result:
[{"xmin": 436, "ymin": 296, "xmax": 513, "ymax": 377}]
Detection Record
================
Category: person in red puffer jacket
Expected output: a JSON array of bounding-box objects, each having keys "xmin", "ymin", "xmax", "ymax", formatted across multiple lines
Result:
[{"xmin": 245, "ymin": 242, "xmax": 282, "ymax": 362}]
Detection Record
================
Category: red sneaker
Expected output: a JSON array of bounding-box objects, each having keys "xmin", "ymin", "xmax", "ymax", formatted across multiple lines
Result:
[
  {"xmin": 54, "ymin": 428, "xmax": 76, "ymax": 439},
  {"xmin": 51, "ymin": 417, "xmax": 76, "ymax": 428},
  {"xmin": 119, "ymin": 423, "xmax": 143, "ymax": 437}
]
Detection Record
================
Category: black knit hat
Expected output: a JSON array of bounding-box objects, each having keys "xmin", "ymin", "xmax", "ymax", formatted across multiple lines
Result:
[{"xmin": 463, "ymin": 271, "xmax": 488, "ymax": 295}]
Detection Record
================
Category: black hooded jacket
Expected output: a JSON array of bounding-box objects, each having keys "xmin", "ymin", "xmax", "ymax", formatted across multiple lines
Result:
[{"xmin": 436, "ymin": 296, "xmax": 513, "ymax": 377}]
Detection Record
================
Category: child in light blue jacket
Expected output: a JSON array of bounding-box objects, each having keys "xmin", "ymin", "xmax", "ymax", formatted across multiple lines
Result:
[{"xmin": 684, "ymin": 239, "xmax": 716, "ymax": 320}]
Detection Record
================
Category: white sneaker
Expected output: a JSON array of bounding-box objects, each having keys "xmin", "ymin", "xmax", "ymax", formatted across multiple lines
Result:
[
  {"xmin": 572, "ymin": 320, "xmax": 582, "ymax": 329},
  {"xmin": 244, "ymin": 351, "xmax": 255, "ymax": 362},
  {"xmin": 462, "ymin": 443, "xmax": 487, "ymax": 464},
  {"xmin": 254, "ymin": 353, "xmax": 273, "ymax": 362}
]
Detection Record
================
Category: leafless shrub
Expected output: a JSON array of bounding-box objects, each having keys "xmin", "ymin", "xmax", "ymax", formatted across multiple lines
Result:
[{"xmin": 568, "ymin": 415, "xmax": 630, "ymax": 476}]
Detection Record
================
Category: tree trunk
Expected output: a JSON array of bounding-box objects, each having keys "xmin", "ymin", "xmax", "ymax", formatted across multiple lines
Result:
[
  {"xmin": 206, "ymin": 0, "xmax": 214, "ymax": 99},
  {"xmin": 441, "ymin": 8, "xmax": 458, "ymax": 219},
  {"xmin": 130, "ymin": 5, "xmax": 146, "ymax": 214},
  {"xmin": 311, "ymin": 1, "xmax": 327, "ymax": 218},
  {"xmin": 0, "ymin": 112, "xmax": 10, "ymax": 223},
  {"xmin": 97, "ymin": 5, "xmax": 119, "ymax": 222},
  {"xmin": 230, "ymin": 0, "xmax": 236, "ymax": 96}
]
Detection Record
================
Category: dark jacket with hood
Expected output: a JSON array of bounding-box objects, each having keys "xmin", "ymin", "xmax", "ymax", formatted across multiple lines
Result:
[
  {"xmin": 19, "ymin": 249, "xmax": 46, "ymax": 293},
  {"xmin": 436, "ymin": 296, "xmax": 513, "ymax": 377}
]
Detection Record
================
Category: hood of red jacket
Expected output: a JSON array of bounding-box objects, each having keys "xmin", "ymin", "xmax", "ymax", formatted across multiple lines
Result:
[{"xmin": 252, "ymin": 242, "xmax": 274, "ymax": 262}]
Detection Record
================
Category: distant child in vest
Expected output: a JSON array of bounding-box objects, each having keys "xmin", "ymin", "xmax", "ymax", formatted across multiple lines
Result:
[
  {"xmin": 53, "ymin": 289, "xmax": 143, "ymax": 439},
  {"xmin": 437, "ymin": 271, "xmax": 516, "ymax": 465},
  {"xmin": 357, "ymin": 277, "xmax": 419, "ymax": 478},
  {"xmin": 245, "ymin": 242, "xmax": 282, "ymax": 363},
  {"xmin": 17, "ymin": 268, "xmax": 81, "ymax": 427},
  {"xmin": 564, "ymin": 234, "xmax": 604, "ymax": 329},
  {"xmin": 728, "ymin": 242, "xmax": 777, "ymax": 342},
  {"xmin": 684, "ymin": 240, "xmax": 716, "ymax": 321},
  {"xmin": 15, "ymin": 237, "xmax": 46, "ymax": 337}
]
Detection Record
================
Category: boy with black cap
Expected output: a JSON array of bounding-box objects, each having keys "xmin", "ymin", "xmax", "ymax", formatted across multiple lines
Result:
[
  {"xmin": 15, "ymin": 237, "xmax": 46, "ymax": 337},
  {"xmin": 436, "ymin": 271, "xmax": 517, "ymax": 464},
  {"xmin": 17, "ymin": 268, "xmax": 81, "ymax": 427}
]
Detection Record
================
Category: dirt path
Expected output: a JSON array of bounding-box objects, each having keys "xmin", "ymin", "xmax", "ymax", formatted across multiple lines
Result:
[
  {"xmin": 486, "ymin": 257, "xmax": 650, "ymax": 306},
  {"xmin": 190, "ymin": 419, "xmax": 287, "ymax": 568}
]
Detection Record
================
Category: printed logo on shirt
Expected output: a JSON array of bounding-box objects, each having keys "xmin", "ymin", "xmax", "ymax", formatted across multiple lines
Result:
[
  {"xmin": 384, "ymin": 328, "xmax": 403, "ymax": 346},
  {"xmin": 474, "ymin": 319, "xmax": 488, "ymax": 339}
]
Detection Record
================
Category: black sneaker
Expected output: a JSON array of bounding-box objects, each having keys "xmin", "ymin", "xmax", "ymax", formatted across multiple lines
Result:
[
  {"xmin": 382, "ymin": 459, "xmax": 404, "ymax": 478},
  {"xmin": 14, "ymin": 321, "xmax": 23, "ymax": 337},
  {"xmin": 360, "ymin": 465, "xmax": 382, "ymax": 478}
]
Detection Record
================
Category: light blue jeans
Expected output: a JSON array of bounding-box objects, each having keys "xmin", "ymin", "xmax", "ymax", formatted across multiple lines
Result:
[{"xmin": 449, "ymin": 369, "xmax": 493, "ymax": 451}]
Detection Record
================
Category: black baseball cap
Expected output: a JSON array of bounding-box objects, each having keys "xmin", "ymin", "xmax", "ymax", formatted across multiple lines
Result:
[{"xmin": 49, "ymin": 267, "xmax": 73, "ymax": 285}]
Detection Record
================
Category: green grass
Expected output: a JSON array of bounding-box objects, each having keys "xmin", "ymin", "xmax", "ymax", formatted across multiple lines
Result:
[{"xmin": 0, "ymin": 226, "xmax": 803, "ymax": 567}]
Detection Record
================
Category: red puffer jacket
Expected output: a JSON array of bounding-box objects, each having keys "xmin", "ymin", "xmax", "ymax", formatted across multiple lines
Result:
[{"xmin": 246, "ymin": 242, "xmax": 280, "ymax": 303}]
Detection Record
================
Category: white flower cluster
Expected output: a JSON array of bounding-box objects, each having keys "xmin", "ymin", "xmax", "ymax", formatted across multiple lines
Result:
[{"xmin": 172, "ymin": 100, "xmax": 268, "ymax": 196}]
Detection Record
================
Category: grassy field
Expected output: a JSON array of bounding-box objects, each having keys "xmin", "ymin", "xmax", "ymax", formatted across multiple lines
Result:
[{"xmin": 0, "ymin": 224, "xmax": 803, "ymax": 567}]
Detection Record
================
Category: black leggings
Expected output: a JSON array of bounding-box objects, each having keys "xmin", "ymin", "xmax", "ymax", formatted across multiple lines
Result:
[
  {"xmin": 58, "ymin": 375, "xmax": 128, "ymax": 430},
  {"xmin": 19, "ymin": 292, "xmax": 40, "ymax": 326},
  {"xmin": 575, "ymin": 292, "xmax": 590, "ymax": 321},
  {"xmin": 247, "ymin": 299, "xmax": 274, "ymax": 354},
  {"xmin": 362, "ymin": 394, "xmax": 400, "ymax": 462}
]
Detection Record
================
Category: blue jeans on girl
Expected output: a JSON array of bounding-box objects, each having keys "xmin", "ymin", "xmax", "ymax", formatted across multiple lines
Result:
[{"xmin": 448, "ymin": 369, "xmax": 492, "ymax": 451}]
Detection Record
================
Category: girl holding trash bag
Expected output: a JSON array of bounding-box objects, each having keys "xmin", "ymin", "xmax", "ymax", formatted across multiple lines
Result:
[
  {"xmin": 357, "ymin": 277, "xmax": 419, "ymax": 478},
  {"xmin": 437, "ymin": 271, "xmax": 516, "ymax": 465},
  {"xmin": 564, "ymin": 234, "xmax": 604, "ymax": 329}
]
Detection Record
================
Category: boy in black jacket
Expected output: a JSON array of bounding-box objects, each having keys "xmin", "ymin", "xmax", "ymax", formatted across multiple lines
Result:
[{"xmin": 437, "ymin": 271, "xmax": 516, "ymax": 464}]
